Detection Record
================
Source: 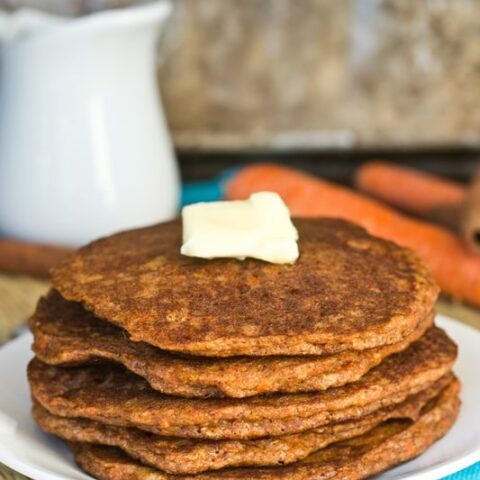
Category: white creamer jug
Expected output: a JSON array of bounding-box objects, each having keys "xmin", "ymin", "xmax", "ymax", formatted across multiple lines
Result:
[{"xmin": 0, "ymin": 1, "xmax": 179, "ymax": 246}]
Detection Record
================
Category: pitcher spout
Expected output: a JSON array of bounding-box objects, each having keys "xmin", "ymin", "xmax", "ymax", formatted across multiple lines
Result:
[
  {"xmin": 105, "ymin": 1, "xmax": 172, "ymax": 30},
  {"xmin": 0, "ymin": 8, "xmax": 65, "ymax": 42},
  {"xmin": 0, "ymin": 1, "xmax": 171, "ymax": 45},
  {"xmin": 69, "ymin": 1, "xmax": 172, "ymax": 36}
]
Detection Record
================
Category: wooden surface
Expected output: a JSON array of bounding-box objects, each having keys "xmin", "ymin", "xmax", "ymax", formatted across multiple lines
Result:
[
  {"xmin": 0, "ymin": 273, "xmax": 479, "ymax": 480},
  {"xmin": 0, "ymin": 273, "xmax": 49, "ymax": 342}
]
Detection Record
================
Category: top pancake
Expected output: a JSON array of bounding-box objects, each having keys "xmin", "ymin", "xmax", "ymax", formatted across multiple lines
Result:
[{"xmin": 51, "ymin": 218, "xmax": 438, "ymax": 357}]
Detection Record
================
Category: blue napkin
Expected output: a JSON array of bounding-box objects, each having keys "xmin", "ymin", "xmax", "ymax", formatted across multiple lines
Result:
[
  {"xmin": 181, "ymin": 169, "xmax": 236, "ymax": 207},
  {"xmin": 442, "ymin": 462, "xmax": 480, "ymax": 479},
  {"xmin": 181, "ymin": 177, "xmax": 479, "ymax": 479}
]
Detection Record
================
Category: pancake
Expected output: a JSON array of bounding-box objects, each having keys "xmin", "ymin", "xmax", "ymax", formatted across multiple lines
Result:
[
  {"xmin": 50, "ymin": 218, "xmax": 438, "ymax": 357},
  {"xmin": 68, "ymin": 381, "xmax": 460, "ymax": 480},
  {"xmin": 32, "ymin": 377, "xmax": 454, "ymax": 475},
  {"xmin": 30, "ymin": 290, "xmax": 434, "ymax": 398},
  {"xmin": 28, "ymin": 326, "xmax": 457, "ymax": 440}
]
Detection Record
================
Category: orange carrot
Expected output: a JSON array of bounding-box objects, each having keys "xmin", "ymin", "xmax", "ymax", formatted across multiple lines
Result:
[
  {"xmin": 355, "ymin": 161, "xmax": 466, "ymax": 216},
  {"xmin": 226, "ymin": 164, "xmax": 480, "ymax": 307}
]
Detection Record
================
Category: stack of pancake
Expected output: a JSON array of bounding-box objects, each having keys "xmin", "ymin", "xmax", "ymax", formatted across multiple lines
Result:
[{"xmin": 28, "ymin": 218, "xmax": 460, "ymax": 480}]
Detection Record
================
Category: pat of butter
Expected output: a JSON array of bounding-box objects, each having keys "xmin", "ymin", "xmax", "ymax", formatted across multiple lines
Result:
[{"xmin": 181, "ymin": 192, "xmax": 299, "ymax": 264}]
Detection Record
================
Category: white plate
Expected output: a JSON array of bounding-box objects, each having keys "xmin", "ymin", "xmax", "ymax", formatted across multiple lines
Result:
[{"xmin": 0, "ymin": 315, "xmax": 479, "ymax": 480}]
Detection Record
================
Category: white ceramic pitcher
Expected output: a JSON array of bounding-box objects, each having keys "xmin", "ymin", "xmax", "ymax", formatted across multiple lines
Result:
[{"xmin": 0, "ymin": 1, "xmax": 179, "ymax": 246}]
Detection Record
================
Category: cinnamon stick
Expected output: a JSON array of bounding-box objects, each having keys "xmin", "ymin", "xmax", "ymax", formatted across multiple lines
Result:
[
  {"xmin": 426, "ymin": 204, "xmax": 463, "ymax": 233},
  {"xmin": 461, "ymin": 171, "xmax": 480, "ymax": 254},
  {"xmin": 0, "ymin": 238, "xmax": 74, "ymax": 278}
]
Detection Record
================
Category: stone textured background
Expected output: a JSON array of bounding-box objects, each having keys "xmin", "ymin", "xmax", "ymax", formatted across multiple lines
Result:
[{"xmin": 1, "ymin": 0, "xmax": 479, "ymax": 150}]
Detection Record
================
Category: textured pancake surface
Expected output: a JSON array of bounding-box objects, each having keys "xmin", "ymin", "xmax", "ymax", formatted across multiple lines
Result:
[
  {"xmin": 28, "ymin": 326, "xmax": 457, "ymax": 440},
  {"xmin": 30, "ymin": 290, "xmax": 433, "ymax": 398},
  {"xmin": 32, "ymin": 377, "xmax": 454, "ymax": 475},
  {"xmin": 50, "ymin": 218, "xmax": 438, "ymax": 356},
  {"xmin": 69, "ymin": 381, "xmax": 460, "ymax": 480}
]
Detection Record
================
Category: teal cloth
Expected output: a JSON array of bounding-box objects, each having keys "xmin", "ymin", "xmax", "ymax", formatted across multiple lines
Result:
[
  {"xmin": 181, "ymin": 168, "xmax": 236, "ymax": 207},
  {"xmin": 442, "ymin": 462, "xmax": 480, "ymax": 479},
  {"xmin": 180, "ymin": 176, "xmax": 479, "ymax": 479}
]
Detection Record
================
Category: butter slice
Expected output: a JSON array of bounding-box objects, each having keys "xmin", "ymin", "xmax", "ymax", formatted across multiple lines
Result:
[{"xmin": 181, "ymin": 192, "xmax": 299, "ymax": 264}]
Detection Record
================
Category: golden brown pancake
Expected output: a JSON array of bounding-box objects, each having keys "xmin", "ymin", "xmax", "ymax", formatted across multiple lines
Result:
[
  {"xmin": 68, "ymin": 380, "xmax": 460, "ymax": 480},
  {"xmin": 32, "ymin": 376, "xmax": 453, "ymax": 475},
  {"xmin": 50, "ymin": 218, "xmax": 438, "ymax": 357},
  {"xmin": 30, "ymin": 290, "xmax": 434, "ymax": 398},
  {"xmin": 28, "ymin": 326, "xmax": 457, "ymax": 440}
]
